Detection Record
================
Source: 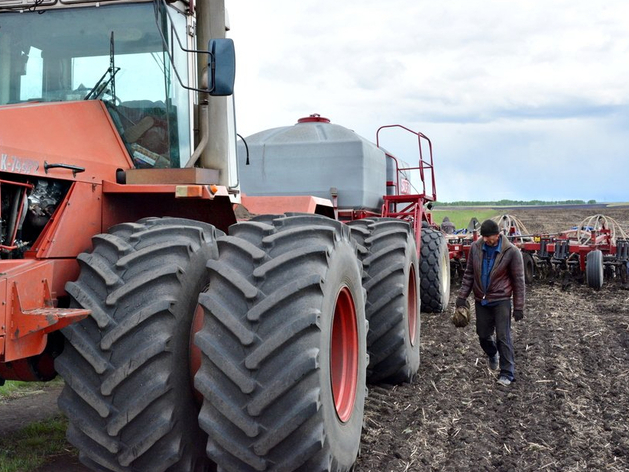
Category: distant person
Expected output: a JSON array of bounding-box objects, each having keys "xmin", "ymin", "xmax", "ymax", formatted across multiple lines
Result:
[
  {"xmin": 441, "ymin": 216, "xmax": 456, "ymax": 234},
  {"xmin": 455, "ymin": 219, "xmax": 526, "ymax": 386}
]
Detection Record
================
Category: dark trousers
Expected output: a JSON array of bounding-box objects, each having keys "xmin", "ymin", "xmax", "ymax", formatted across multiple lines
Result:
[{"xmin": 475, "ymin": 300, "xmax": 515, "ymax": 381}]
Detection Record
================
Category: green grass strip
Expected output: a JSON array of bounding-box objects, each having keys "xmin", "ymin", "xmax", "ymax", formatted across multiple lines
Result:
[
  {"xmin": 0, "ymin": 415, "xmax": 71, "ymax": 472},
  {"xmin": 0, "ymin": 379, "xmax": 63, "ymax": 400},
  {"xmin": 431, "ymin": 208, "xmax": 501, "ymax": 230}
]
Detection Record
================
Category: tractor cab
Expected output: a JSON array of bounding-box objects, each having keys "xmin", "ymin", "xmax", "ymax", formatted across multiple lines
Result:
[
  {"xmin": 0, "ymin": 0, "xmax": 238, "ymax": 256},
  {"xmin": 0, "ymin": 0, "xmax": 193, "ymax": 168},
  {"xmin": 0, "ymin": 0, "xmax": 236, "ymax": 175}
]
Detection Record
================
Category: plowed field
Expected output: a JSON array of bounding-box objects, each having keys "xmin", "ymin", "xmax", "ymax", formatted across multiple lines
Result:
[{"xmin": 355, "ymin": 206, "xmax": 629, "ymax": 471}]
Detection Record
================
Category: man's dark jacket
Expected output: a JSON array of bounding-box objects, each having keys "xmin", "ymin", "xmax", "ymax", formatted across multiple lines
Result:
[{"xmin": 458, "ymin": 234, "xmax": 525, "ymax": 311}]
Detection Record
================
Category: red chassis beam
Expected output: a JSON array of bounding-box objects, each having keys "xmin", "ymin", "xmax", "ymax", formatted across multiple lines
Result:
[
  {"xmin": 519, "ymin": 240, "xmax": 617, "ymax": 272},
  {"xmin": 0, "ymin": 259, "xmax": 89, "ymax": 364}
]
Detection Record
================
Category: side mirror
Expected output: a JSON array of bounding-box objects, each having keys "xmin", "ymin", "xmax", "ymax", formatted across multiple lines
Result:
[{"xmin": 208, "ymin": 38, "xmax": 235, "ymax": 96}]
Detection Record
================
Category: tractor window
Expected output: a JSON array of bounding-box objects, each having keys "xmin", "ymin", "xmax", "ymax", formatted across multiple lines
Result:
[
  {"xmin": 0, "ymin": 2, "xmax": 191, "ymax": 168},
  {"xmin": 19, "ymin": 47, "xmax": 43, "ymax": 100}
]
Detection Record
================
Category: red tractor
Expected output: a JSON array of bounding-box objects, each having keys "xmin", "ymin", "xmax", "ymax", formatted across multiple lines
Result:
[{"xmin": 0, "ymin": 0, "xmax": 450, "ymax": 470}]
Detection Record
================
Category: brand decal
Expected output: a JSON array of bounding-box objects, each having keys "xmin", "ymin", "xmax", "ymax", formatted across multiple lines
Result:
[
  {"xmin": 0, "ymin": 153, "xmax": 40, "ymax": 174},
  {"xmin": 400, "ymin": 178, "xmax": 411, "ymax": 195}
]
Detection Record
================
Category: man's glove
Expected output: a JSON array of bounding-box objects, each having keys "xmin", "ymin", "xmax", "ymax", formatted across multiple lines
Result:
[
  {"xmin": 513, "ymin": 310, "xmax": 524, "ymax": 322},
  {"xmin": 455, "ymin": 297, "xmax": 469, "ymax": 309}
]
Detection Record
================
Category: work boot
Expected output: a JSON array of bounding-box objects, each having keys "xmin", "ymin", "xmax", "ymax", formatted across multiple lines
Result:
[
  {"xmin": 488, "ymin": 353, "xmax": 499, "ymax": 371},
  {"xmin": 497, "ymin": 376, "xmax": 512, "ymax": 386}
]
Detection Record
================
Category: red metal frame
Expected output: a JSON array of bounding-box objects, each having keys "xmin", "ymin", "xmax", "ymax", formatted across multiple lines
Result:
[
  {"xmin": 376, "ymin": 125, "xmax": 437, "ymax": 203},
  {"xmin": 448, "ymin": 223, "xmax": 626, "ymax": 283},
  {"xmin": 376, "ymin": 125, "xmax": 438, "ymax": 255},
  {"xmin": 518, "ymin": 228, "xmax": 619, "ymax": 272},
  {"xmin": 337, "ymin": 209, "xmax": 382, "ymax": 222}
]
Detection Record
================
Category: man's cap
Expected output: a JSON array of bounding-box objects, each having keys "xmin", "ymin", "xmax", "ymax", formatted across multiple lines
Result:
[{"xmin": 480, "ymin": 219, "xmax": 500, "ymax": 236}]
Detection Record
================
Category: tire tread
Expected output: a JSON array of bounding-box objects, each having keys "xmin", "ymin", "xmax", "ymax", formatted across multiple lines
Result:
[{"xmin": 57, "ymin": 219, "xmax": 220, "ymax": 471}]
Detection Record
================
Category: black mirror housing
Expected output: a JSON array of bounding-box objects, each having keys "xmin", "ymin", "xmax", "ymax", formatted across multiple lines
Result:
[{"xmin": 208, "ymin": 38, "xmax": 235, "ymax": 96}]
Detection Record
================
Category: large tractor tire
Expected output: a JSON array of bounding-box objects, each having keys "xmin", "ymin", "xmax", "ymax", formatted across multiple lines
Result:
[
  {"xmin": 194, "ymin": 214, "xmax": 367, "ymax": 472},
  {"xmin": 55, "ymin": 217, "xmax": 221, "ymax": 472},
  {"xmin": 419, "ymin": 227, "xmax": 451, "ymax": 312},
  {"xmin": 347, "ymin": 218, "xmax": 420, "ymax": 384},
  {"xmin": 586, "ymin": 249, "xmax": 604, "ymax": 289}
]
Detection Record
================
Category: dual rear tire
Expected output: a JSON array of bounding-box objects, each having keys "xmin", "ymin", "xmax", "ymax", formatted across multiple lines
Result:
[
  {"xmin": 59, "ymin": 214, "xmax": 429, "ymax": 471},
  {"xmin": 195, "ymin": 215, "xmax": 366, "ymax": 471},
  {"xmin": 56, "ymin": 217, "xmax": 220, "ymax": 471},
  {"xmin": 59, "ymin": 215, "xmax": 367, "ymax": 472}
]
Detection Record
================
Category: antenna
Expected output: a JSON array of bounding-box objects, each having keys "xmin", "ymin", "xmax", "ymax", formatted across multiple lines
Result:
[{"xmin": 110, "ymin": 31, "xmax": 116, "ymax": 100}]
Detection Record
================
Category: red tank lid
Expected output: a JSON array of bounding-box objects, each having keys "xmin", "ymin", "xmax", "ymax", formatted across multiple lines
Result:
[{"xmin": 297, "ymin": 114, "xmax": 331, "ymax": 123}]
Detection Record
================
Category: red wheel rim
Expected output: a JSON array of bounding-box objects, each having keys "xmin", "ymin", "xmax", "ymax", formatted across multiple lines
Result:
[
  {"xmin": 330, "ymin": 286, "xmax": 359, "ymax": 423},
  {"xmin": 408, "ymin": 265, "xmax": 418, "ymax": 347}
]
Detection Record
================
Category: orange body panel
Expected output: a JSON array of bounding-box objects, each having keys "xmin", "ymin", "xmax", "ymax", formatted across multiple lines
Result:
[
  {"xmin": 0, "ymin": 101, "xmax": 133, "ymax": 182},
  {"xmin": 241, "ymin": 195, "xmax": 334, "ymax": 218},
  {"xmin": 0, "ymin": 101, "xmax": 125, "ymax": 367},
  {"xmin": 0, "ymin": 279, "xmax": 6, "ymax": 340},
  {"xmin": 102, "ymin": 182, "xmax": 236, "ymax": 234}
]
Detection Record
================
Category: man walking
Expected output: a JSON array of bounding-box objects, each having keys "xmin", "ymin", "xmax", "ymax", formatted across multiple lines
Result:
[{"xmin": 456, "ymin": 219, "xmax": 526, "ymax": 386}]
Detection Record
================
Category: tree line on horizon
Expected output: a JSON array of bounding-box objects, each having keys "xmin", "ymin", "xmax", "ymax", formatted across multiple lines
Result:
[{"xmin": 434, "ymin": 199, "xmax": 597, "ymax": 207}]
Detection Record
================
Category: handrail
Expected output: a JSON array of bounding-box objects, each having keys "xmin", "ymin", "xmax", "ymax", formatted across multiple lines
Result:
[
  {"xmin": 152, "ymin": 0, "xmax": 214, "ymax": 94},
  {"xmin": 376, "ymin": 124, "xmax": 437, "ymax": 202}
]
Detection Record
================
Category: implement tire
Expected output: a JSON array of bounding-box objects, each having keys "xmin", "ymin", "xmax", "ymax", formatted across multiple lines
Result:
[
  {"xmin": 55, "ymin": 217, "xmax": 221, "ymax": 472},
  {"xmin": 195, "ymin": 214, "xmax": 366, "ymax": 472},
  {"xmin": 419, "ymin": 228, "xmax": 451, "ymax": 312},
  {"xmin": 586, "ymin": 249, "xmax": 604, "ymax": 289},
  {"xmin": 348, "ymin": 218, "xmax": 420, "ymax": 384},
  {"xmin": 523, "ymin": 251, "xmax": 535, "ymax": 285}
]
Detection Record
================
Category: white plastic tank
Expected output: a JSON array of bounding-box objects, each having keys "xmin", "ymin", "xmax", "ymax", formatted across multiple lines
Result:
[{"xmin": 237, "ymin": 115, "xmax": 387, "ymax": 211}]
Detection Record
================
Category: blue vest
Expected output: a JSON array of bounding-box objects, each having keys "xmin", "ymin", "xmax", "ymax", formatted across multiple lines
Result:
[{"xmin": 481, "ymin": 238, "xmax": 502, "ymax": 305}]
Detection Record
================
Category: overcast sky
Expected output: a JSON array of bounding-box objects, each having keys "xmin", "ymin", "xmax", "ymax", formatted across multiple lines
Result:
[{"xmin": 226, "ymin": 1, "xmax": 629, "ymax": 203}]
